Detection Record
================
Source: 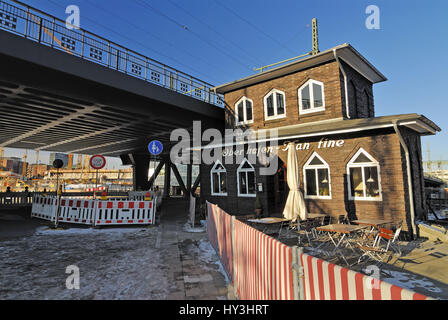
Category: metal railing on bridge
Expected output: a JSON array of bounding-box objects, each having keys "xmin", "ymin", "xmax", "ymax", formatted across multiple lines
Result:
[{"xmin": 0, "ymin": 0, "xmax": 225, "ymax": 107}]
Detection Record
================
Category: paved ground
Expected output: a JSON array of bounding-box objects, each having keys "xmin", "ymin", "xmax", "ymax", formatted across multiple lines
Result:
[{"xmin": 0, "ymin": 199, "xmax": 229, "ymax": 300}]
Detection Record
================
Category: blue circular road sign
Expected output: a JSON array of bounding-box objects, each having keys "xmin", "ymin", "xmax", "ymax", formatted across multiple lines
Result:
[{"xmin": 148, "ymin": 140, "xmax": 163, "ymax": 155}]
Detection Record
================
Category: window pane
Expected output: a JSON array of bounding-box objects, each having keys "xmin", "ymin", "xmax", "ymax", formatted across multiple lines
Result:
[
  {"xmin": 246, "ymin": 100, "xmax": 253, "ymax": 121},
  {"xmin": 353, "ymin": 152, "xmax": 372, "ymax": 163},
  {"xmin": 220, "ymin": 172, "xmax": 227, "ymax": 193},
  {"xmin": 237, "ymin": 102, "xmax": 244, "ymax": 123},
  {"xmin": 309, "ymin": 155, "xmax": 324, "ymax": 166},
  {"xmin": 349, "ymin": 167, "xmax": 364, "ymax": 197},
  {"xmin": 212, "ymin": 172, "xmax": 219, "ymax": 194},
  {"xmin": 247, "ymin": 171, "xmax": 256, "ymax": 194},
  {"xmin": 364, "ymin": 166, "xmax": 380, "ymax": 198},
  {"xmin": 241, "ymin": 161, "xmax": 252, "ymax": 169},
  {"xmin": 317, "ymin": 168, "xmax": 330, "ymax": 196},
  {"xmin": 313, "ymin": 83, "xmax": 323, "ymax": 108},
  {"xmin": 266, "ymin": 94, "xmax": 274, "ymax": 117},
  {"xmin": 276, "ymin": 93, "xmax": 285, "ymax": 115},
  {"xmin": 305, "ymin": 169, "xmax": 317, "ymax": 196},
  {"xmin": 301, "ymin": 85, "xmax": 311, "ymax": 110},
  {"xmin": 239, "ymin": 172, "xmax": 247, "ymax": 194}
]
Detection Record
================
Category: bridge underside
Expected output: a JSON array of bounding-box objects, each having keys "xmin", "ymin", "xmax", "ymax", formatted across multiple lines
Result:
[{"xmin": 0, "ymin": 30, "xmax": 224, "ymax": 159}]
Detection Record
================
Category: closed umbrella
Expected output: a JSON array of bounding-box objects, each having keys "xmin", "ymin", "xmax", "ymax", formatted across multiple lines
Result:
[{"xmin": 282, "ymin": 143, "xmax": 307, "ymax": 221}]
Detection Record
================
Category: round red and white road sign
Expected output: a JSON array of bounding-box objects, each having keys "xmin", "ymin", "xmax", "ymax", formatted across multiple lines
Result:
[{"xmin": 90, "ymin": 155, "xmax": 106, "ymax": 170}]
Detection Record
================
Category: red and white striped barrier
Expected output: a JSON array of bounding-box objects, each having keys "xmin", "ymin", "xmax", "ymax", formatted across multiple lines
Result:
[
  {"xmin": 31, "ymin": 195, "xmax": 58, "ymax": 222},
  {"xmin": 94, "ymin": 200, "xmax": 154, "ymax": 226},
  {"xmin": 206, "ymin": 202, "xmax": 233, "ymax": 281},
  {"xmin": 233, "ymin": 219, "xmax": 295, "ymax": 300},
  {"xmin": 299, "ymin": 253, "xmax": 433, "ymax": 300},
  {"xmin": 85, "ymin": 187, "xmax": 106, "ymax": 192},
  {"xmin": 31, "ymin": 195, "xmax": 155, "ymax": 227},
  {"xmin": 58, "ymin": 199, "xmax": 95, "ymax": 225}
]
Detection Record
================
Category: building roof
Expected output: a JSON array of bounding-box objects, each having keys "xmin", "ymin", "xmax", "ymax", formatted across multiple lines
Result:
[
  {"xmin": 251, "ymin": 113, "xmax": 441, "ymax": 142},
  {"xmin": 214, "ymin": 43, "xmax": 387, "ymax": 94}
]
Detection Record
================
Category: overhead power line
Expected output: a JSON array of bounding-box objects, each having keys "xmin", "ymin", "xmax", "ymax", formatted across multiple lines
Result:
[
  {"xmin": 133, "ymin": 0, "xmax": 254, "ymax": 72},
  {"xmin": 44, "ymin": 0, "xmax": 221, "ymax": 83},
  {"xmin": 83, "ymin": 0, "xmax": 237, "ymax": 81},
  {"xmin": 212, "ymin": 0, "xmax": 298, "ymax": 56},
  {"xmin": 165, "ymin": 0, "xmax": 264, "ymax": 65}
]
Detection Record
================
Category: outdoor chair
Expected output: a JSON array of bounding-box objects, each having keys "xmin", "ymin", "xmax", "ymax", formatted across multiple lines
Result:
[{"xmin": 356, "ymin": 224, "xmax": 402, "ymax": 264}]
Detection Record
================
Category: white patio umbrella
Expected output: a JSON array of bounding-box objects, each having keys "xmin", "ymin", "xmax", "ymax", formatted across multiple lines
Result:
[{"xmin": 282, "ymin": 143, "xmax": 307, "ymax": 222}]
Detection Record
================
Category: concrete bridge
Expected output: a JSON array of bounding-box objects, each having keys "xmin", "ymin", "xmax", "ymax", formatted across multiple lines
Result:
[{"xmin": 0, "ymin": 0, "xmax": 225, "ymax": 194}]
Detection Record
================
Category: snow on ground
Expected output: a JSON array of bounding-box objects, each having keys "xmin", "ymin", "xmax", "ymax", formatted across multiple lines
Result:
[
  {"xmin": 0, "ymin": 225, "xmax": 170, "ymax": 299},
  {"xmin": 379, "ymin": 269, "xmax": 443, "ymax": 295},
  {"xmin": 188, "ymin": 239, "xmax": 230, "ymax": 284}
]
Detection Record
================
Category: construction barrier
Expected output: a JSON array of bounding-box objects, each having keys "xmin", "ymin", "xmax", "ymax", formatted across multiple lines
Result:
[
  {"xmin": 31, "ymin": 195, "xmax": 155, "ymax": 227},
  {"xmin": 234, "ymin": 219, "xmax": 295, "ymax": 300},
  {"xmin": 95, "ymin": 200, "xmax": 154, "ymax": 226},
  {"xmin": 58, "ymin": 198, "xmax": 95, "ymax": 225},
  {"xmin": 206, "ymin": 202, "xmax": 434, "ymax": 300},
  {"xmin": 206, "ymin": 202, "xmax": 233, "ymax": 282},
  {"xmin": 31, "ymin": 195, "xmax": 58, "ymax": 222},
  {"xmin": 299, "ymin": 253, "xmax": 433, "ymax": 300}
]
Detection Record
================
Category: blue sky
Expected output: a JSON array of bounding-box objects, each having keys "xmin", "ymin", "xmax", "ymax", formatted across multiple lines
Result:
[{"xmin": 3, "ymin": 0, "xmax": 448, "ymax": 166}]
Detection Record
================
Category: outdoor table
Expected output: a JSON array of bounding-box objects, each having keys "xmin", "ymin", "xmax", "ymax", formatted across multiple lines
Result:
[
  {"xmin": 352, "ymin": 219, "xmax": 393, "ymax": 240},
  {"xmin": 315, "ymin": 224, "xmax": 367, "ymax": 266},
  {"xmin": 246, "ymin": 217, "xmax": 290, "ymax": 237}
]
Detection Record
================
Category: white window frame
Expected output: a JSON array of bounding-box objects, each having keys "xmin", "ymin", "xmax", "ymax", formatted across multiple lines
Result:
[
  {"xmin": 303, "ymin": 152, "xmax": 332, "ymax": 199},
  {"xmin": 346, "ymin": 148, "xmax": 382, "ymax": 201},
  {"xmin": 263, "ymin": 89, "xmax": 286, "ymax": 121},
  {"xmin": 235, "ymin": 96, "xmax": 254, "ymax": 125},
  {"xmin": 298, "ymin": 79, "xmax": 325, "ymax": 115},
  {"xmin": 237, "ymin": 158, "xmax": 256, "ymax": 198},
  {"xmin": 210, "ymin": 160, "xmax": 227, "ymax": 196}
]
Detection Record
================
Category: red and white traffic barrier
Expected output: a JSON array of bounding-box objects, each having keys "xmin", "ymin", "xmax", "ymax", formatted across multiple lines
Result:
[
  {"xmin": 31, "ymin": 195, "xmax": 155, "ymax": 227},
  {"xmin": 58, "ymin": 198, "xmax": 95, "ymax": 225},
  {"xmin": 31, "ymin": 195, "xmax": 58, "ymax": 222},
  {"xmin": 94, "ymin": 200, "xmax": 154, "ymax": 226},
  {"xmin": 299, "ymin": 253, "xmax": 433, "ymax": 300}
]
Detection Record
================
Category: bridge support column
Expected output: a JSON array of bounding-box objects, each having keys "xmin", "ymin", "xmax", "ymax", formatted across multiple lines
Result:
[
  {"xmin": 163, "ymin": 160, "xmax": 171, "ymax": 199},
  {"xmin": 132, "ymin": 154, "xmax": 150, "ymax": 191}
]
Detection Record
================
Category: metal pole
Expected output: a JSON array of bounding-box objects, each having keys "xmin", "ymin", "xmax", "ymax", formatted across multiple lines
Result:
[
  {"xmin": 54, "ymin": 168, "xmax": 60, "ymax": 228},
  {"xmin": 94, "ymin": 169, "xmax": 98, "ymax": 200}
]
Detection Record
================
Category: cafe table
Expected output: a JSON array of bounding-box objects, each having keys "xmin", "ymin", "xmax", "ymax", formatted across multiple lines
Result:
[
  {"xmin": 351, "ymin": 218, "xmax": 393, "ymax": 244},
  {"xmin": 246, "ymin": 217, "xmax": 290, "ymax": 237},
  {"xmin": 315, "ymin": 223, "xmax": 367, "ymax": 266}
]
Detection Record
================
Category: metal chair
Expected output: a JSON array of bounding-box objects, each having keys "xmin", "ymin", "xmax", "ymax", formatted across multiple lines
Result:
[{"xmin": 356, "ymin": 224, "xmax": 402, "ymax": 264}]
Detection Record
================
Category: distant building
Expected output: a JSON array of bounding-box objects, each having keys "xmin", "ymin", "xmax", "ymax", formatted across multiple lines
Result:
[
  {"xmin": 29, "ymin": 163, "xmax": 50, "ymax": 178},
  {"xmin": 0, "ymin": 157, "xmax": 27, "ymax": 176}
]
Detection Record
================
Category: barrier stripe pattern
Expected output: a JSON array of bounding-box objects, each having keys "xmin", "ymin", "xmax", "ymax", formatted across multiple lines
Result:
[
  {"xmin": 233, "ymin": 219, "xmax": 294, "ymax": 300},
  {"xmin": 300, "ymin": 253, "xmax": 433, "ymax": 300},
  {"xmin": 206, "ymin": 202, "xmax": 233, "ymax": 281}
]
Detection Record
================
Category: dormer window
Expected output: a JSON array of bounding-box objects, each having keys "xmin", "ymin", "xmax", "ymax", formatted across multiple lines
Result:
[
  {"xmin": 298, "ymin": 79, "xmax": 325, "ymax": 114},
  {"xmin": 235, "ymin": 97, "xmax": 253, "ymax": 125},
  {"xmin": 264, "ymin": 89, "xmax": 286, "ymax": 120},
  {"xmin": 211, "ymin": 160, "xmax": 227, "ymax": 196}
]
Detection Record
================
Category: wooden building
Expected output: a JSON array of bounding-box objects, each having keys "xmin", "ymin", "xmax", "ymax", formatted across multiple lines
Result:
[{"xmin": 200, "ymin": 43, "xmax": 440, "ymax": 238}]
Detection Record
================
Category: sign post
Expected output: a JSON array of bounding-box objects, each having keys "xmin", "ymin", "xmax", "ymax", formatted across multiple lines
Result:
[
  {"xmin": 89, "ymin": 155, "xmax": 106, "ymax": 199},
  {"xmin": 52, "ymin": 159, "xmax": 64, "ymax": 228}
]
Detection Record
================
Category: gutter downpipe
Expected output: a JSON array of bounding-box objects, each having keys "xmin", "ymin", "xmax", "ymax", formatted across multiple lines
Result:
[
  {"xmin": 393, "ymin": 121, "xmax": 417, "ymax": 239},
  {"xmin": 333, "ymin": 49, "xmax": 350, "ymax": 119}
]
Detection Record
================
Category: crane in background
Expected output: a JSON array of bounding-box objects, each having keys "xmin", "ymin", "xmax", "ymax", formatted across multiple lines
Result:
[{"xmin": 424, "ymin": 142, "xmax": 448, "ymax": 172}]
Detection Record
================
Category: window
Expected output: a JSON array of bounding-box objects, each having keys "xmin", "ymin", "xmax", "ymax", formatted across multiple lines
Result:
[
  {"xmin": 237, "ymin": 158, "xmax": 256, "ymax": 197},
  {"xmin": 264, "ymin": 89, "xmax": 286, "ymax": 120},
  {"xmin": 235, "ymin": 97, "xmax": 254, "ymax": 125},
  {"xmin": 347, "ymin": 148, "xmax": 382, "ymax": 200},
  {"xmin": 298, "ymin": 79, "xmax": 325, "ymax": 114},
  {"xmin": 303, "ymin": 152, "xmax": 331, "ymax": 199},
  {"xmin": 210, "ymin": 161, "xmax": 227, "ymax": 196}
]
